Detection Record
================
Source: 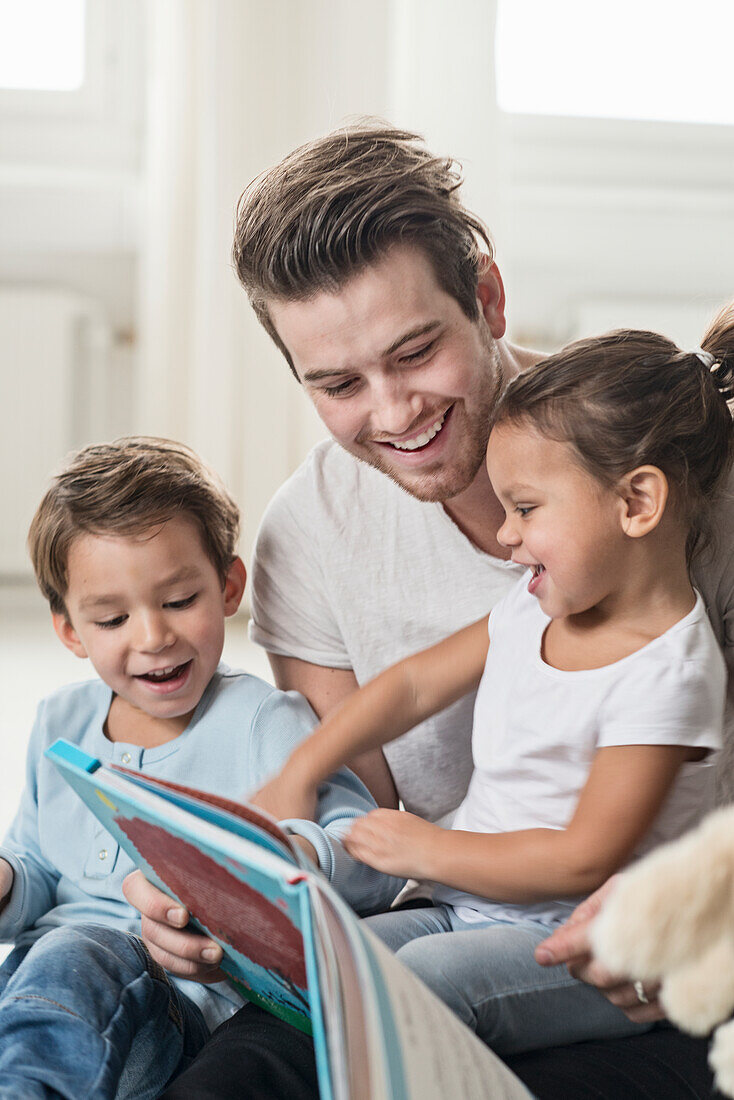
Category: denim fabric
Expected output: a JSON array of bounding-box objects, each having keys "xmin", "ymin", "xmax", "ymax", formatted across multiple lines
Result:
[
  {"xmin": 364, "ymin": 905, "xmax": 652, "ymax": 1056},
  {"xmin": 0, "ymin": 922, "xmax": 210, "ymax": 1099}
]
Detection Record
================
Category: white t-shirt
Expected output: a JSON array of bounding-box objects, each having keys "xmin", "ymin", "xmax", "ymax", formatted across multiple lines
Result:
[
  {"xmin": 434, "ymin": 577, "xmax": 725, "ymax": 926},
  {"xmin": 250, "ymin": 440, "xmax": 734, "ymax": 817}
]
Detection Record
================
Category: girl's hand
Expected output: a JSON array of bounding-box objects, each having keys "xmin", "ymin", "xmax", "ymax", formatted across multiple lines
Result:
[
  {"xmin": 250, "ymin": 771, "xmax": 319, "ymax": 824},
  {"xmin": 344, "ymin": 809, "xmax": 440, "ymax": 879},
  {"xmin": 0, "ymin": 858, "xmax": 13, "ymax": 915}
]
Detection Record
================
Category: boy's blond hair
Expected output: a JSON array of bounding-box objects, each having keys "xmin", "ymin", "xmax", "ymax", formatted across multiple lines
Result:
[{"xmin": 29, "ymin": 437, "xmax": 240, "ymax": 616}]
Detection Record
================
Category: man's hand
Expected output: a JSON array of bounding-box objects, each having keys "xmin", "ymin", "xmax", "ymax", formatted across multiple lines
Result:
[
  {"xmin": 250, "ymin": 769, "xmax": 319, "ymax": 824},
  {"xmin": 122, "ymin": 870, "xmax": 225, "ymax": 984},
  {"xmin": 344, "ymin": 808, "xmax": 439, "ymax": 879},
  {"xmin": 0, "ymin": 858, "xmax": 13, "ymax": 916},
  {"xmin": 534, "ymin": 878, "xmax": 664, "ymax": 1023}
]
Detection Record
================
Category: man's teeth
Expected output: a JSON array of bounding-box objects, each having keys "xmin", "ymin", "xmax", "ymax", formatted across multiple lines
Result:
[{"xmin": 391, "ymin": 412, "xmax": 446, "ymax": 451}]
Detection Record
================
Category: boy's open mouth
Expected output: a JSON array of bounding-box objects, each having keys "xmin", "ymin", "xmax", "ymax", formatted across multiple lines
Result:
[{"xmin": 136, "ymin": 660, "xmax": 192, "ymax": 684}]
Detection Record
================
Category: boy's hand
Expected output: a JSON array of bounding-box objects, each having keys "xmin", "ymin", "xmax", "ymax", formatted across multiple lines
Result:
[
  {"xmin": 123, "ymin": 870, "xmax": 225, "ymax": 984},
  {"xmin": 0, "ymin": 858, "xmax": 13, "ymax": 915},
  {"xmin": 344, "ymin": 809, "xmax": 439, "ymax": 879},
  {"xmin": 250, "ymin": 770, "xmax": 319, "ymax": 824}
]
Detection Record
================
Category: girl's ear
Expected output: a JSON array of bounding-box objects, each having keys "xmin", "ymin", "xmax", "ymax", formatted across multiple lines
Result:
[
  {"xmin": 223, "ymin": 556, "xmax": 247, "ymax": 617},
  {"xmin": 51, "ymin": 613, "xmax": 88, "ymax": 659},
  {"xmin": 617, "ymin": 466, "xmax": 669, "ymax": 538}
]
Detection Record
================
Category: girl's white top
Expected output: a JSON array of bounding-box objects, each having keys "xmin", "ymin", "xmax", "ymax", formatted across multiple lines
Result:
[{"xmin": 434, "ymin": 577, "xmax": 725, "ymax": 926}]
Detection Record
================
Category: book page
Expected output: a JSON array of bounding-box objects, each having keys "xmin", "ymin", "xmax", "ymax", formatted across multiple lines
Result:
[
  {"xmin": 362, "ymin": 928, "xmax": 533, "ymax": 1100},
  {"xmin": 310, "ymin": 880, "xmax": 532, "ymax": 1100}
]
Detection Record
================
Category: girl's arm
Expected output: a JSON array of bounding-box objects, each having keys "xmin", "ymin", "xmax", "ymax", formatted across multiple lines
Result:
[
  {"xmin": 345, "ymin": 743, "xmax": 697, "ymax": 899},
  {"xmin": 252, "ymin": 615, "xmax": 490, "ymax": 821}
]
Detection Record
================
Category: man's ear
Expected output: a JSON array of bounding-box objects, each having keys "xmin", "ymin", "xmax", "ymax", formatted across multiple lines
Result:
[
  {"xmin": 617, "ymin": 466, "xmax": 669, "ymax": 538},
  {"xmin": 476, "ymin": 258, "xmax": 507, "ymax": 340},
  {"xmin": 51, "ymin": 612, "xmax": 88, "ymax": 659},
  {"xmin": 223, "ymin": 556, "xmax": 247, "ymax": 617}
]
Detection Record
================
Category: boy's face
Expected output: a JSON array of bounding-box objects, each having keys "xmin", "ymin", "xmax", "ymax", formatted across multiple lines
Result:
[{"xmin": 53, "ymin": 517, "xmax": 245, "ymax": 730}]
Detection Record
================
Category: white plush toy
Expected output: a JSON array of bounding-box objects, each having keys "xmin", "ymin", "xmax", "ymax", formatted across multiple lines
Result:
[{"xmin": 592, "ymin": 805, "xmax": 734, "ymax": 1097}]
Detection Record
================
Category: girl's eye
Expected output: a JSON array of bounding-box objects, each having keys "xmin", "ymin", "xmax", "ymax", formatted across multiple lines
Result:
[
  {"xmin": 165, "ymin": 594, "xmax": 198, "ymax": 610},
  {"xmin": 516, "ymin": 506, "xmax": 535, "ymax": 518},
  {"xmin": 400, "ymin": 340, "xmax": 436, "ymax": 364},
  {"xmin": 95, "ymin": 615, "xmax": 127, "ymax": 630}
]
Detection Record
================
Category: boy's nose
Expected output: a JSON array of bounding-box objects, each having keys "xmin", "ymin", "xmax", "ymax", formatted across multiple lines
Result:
[{"xmin": 136, "ymin": 613, "xmax": 175, "ymax": 653}]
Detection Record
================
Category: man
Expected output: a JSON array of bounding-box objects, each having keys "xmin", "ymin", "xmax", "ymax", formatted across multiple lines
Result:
[{"xmin": 127, "ymin": 123, "xmax": 729, "ymax": 1098}]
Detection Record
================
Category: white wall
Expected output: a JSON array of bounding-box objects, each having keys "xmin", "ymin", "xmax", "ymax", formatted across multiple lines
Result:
[{"xmin": 2, "ymin": 0, "xmax": 733, "ymax": 581}]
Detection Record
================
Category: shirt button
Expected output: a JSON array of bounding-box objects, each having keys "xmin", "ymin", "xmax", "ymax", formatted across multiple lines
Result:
[
  {"xmin": 98, "ymin": 849, "xmax": 108, "ymax": 861},
  {"xmin": 121, "ymin": 753, "xmax": 132, "ymax": 764}
]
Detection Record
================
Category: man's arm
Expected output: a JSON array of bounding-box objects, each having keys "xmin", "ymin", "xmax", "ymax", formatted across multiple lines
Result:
[
  {"xmin": 535, "ymin": 879, "xmax": 664, "ymax": 1023},
  {"xmin": 268, "ymin": 653, "xmax": 399, "ymax": 809}
]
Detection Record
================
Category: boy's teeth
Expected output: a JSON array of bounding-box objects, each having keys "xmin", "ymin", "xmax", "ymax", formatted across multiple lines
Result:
[
  {"xmin": 392, "ymin": 412, "xmax": 446, "ymax": 451},
  {"xmin": 144, "ymin": 664, "xmax": 185, "ymax": 681}
]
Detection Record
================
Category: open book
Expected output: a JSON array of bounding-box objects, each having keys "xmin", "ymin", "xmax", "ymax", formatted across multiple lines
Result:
[{"xmin": 47, "ymin": 738, "xmax": 530, "ymax": 1100}]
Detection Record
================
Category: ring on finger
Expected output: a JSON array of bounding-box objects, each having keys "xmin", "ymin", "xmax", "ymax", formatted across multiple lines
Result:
[{"xmin": 633, "ymin": 980, "xmax": 649, "ymax": 1005}]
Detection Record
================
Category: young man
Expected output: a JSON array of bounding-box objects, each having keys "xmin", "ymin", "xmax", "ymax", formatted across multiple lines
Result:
[{"xmin": 129, "ymin": 124, "xmax": 733, "ymax": 1098}]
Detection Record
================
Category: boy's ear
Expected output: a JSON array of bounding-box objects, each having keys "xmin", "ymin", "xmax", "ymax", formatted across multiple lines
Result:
[
  {"xmin": 51, "ymin": 612, "xmax": 88, "ymax": 659},
  {"xmin": 617, "ymin": 466, "xmax": 668, "ymax": 538},
  {"xmin": 476, "ymin": 258, "xmax": 507, "ymax": 340},
  {"xmin": 223, "ymin": 556, "xmax": 247, "ymax": 617}
]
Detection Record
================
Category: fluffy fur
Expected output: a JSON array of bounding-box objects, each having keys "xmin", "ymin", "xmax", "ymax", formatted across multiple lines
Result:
[{"xmin": 592, "ymin": 805, "xmax": 734, "ymax": 1095}]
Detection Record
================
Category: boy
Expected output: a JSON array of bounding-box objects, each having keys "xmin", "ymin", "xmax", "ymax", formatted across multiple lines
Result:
[{"xmin": 0, "ymin": 436, "xmax": 402, "ymax": 1100}]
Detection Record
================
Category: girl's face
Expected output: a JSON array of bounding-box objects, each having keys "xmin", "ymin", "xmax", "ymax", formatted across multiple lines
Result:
[{"xmin": 486, "ymin": 420, "xmax": 629, "ymax": 621}]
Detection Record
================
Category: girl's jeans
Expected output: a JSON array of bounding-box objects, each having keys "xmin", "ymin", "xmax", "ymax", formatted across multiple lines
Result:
[
  {"xmin": 364, "ymin": 904, "xmax": 652, "ymax": 1055},
  {"xmin": 0, "ymin": 922, "xmax": 210, "ymax": 1099}
]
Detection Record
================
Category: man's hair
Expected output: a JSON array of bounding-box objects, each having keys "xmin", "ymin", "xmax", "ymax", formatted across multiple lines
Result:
[
  {"xmin": 493, "ymin": 301, "xmax": 734, "ymax": 563},
  {"xmin": 29, "ymin": 436, "xmax": 240, "ymax": 616},
  {"xmin": 232, "ymin": 120, "xmax": 494, "ymax": 377}
]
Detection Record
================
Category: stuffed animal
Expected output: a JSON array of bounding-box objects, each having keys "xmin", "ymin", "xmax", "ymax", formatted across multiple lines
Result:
[{"xmin": 592, "ymin": 805, "xmax": 734, "ymax": 1097}]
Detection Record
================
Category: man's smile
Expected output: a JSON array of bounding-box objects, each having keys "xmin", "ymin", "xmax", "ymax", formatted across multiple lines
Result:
[{"xmin": 373, "ymin": 406, "xmax": 454, "ymax": 459}]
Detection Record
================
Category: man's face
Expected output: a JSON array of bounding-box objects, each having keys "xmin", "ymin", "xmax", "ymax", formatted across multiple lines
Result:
[{"xmin": 268, "ymin": 245, "xmax": 507, "ymax": 502}]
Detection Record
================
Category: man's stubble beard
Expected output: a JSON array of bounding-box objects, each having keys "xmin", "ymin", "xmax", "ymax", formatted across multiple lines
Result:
[{"xmin": 353, "ymin": 333, "xmax": 503, "ymax": 504}]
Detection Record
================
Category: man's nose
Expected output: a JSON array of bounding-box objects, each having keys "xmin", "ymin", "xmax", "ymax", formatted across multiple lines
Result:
[{"xmin": 372, "ymin": 377, "xmax": 423, "ymax": 436}]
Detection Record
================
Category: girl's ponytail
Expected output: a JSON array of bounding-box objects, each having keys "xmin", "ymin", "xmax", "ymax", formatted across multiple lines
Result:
[
  {"xmin": 493, "ymin": 298, "xmax": 734, "ymax": 564},
  {"xmin": 701, "ymin": 301, "xmax": 734, "ymax": 404}
]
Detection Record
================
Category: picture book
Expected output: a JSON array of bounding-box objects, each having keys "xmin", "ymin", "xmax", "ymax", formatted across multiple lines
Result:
[{"xmin": 47, "ymin": 738, "xmax": 531, "ymax": 1100}]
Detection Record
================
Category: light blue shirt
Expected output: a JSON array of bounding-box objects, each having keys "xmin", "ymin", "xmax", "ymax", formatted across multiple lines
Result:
[{"xmin": 0, "ymin": 665, "xmax": 403, "ymax": 1029}]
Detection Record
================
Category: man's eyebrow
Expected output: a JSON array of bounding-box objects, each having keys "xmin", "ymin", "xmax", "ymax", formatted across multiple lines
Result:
[
  {"xmin": 382, "ymin": 321, "xmax": 441, "ymax": 358},
  {"xmin": 301, "ymin": 322, "xmax": 442, "ymax": 383}
]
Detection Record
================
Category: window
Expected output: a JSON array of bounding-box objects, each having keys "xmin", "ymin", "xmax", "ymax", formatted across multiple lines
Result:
[
  {"xmin": 496, "ymin": 0, "xmax": 734, "ymax": 126},
  {"xmin": 0, "ymin": 0, "xmax": 85, "ymax": 91}
]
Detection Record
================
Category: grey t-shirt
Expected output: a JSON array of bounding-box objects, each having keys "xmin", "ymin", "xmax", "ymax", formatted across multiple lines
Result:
[{"xmin": 250, "ymin": 440, "xmax": 734, "ymax": 816}]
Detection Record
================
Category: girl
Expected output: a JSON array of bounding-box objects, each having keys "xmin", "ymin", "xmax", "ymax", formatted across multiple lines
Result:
[{"xmin": 255, "ymin": 304, "xmax": 734, "ymax": 1054}]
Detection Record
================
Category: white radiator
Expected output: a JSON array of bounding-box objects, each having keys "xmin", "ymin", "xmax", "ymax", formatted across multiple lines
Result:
[{"xmin": 0, "ymin": 288, "xmax": 113, "ymax": 577}]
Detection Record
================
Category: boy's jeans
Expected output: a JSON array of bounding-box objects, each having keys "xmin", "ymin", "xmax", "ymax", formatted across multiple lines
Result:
[
  {"xmin": 364, "ymin": 905, "xmax": 652, "ymax": 1055},
  {"xmin": 0, "ymin": 922, "xmax": 210, "ymax": 1099}
]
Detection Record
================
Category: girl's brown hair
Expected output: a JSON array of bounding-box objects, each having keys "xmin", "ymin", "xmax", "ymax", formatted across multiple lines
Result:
[
  {"xmin": 493, "ymin": 301, "xmax": 734, "ymax": 562},
  {"xmin": 29, "ymin": 437, "xmax": 240, "ymax": 616}
]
